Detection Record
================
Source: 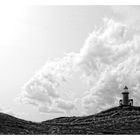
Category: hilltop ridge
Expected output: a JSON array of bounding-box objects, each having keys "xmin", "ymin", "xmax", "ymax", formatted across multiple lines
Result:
[{"xmin": 0, "ymin": 106, "xmax": 140, "ymax": 134}]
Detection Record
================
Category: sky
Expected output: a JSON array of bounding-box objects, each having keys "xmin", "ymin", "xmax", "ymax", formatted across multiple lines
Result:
[{"xmin": 1, "ymin": 5, "xmax": 140, "ymax": 122}]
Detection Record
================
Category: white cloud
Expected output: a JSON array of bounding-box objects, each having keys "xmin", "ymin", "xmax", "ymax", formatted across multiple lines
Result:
[
  {"xmin": 38, "ymin": 106, "xmax": 64, "ymax": 114},
  {"xmin": 80, "ymin": 18, "xmax": 140, "ymax": 113},
  {"xmin": 55, "ymin": 99, "xmax": 76, "ymax": 114},
  {"xmin": 38, "ymin": 99, "xmax": 76, "ymax": 114},
  {"xmin": 20, "ymin": 53, "xmax": 78, "ymax": 114},
  {"xmin": 21, "ymin": 17, "xmax": 140, "ymax": 116}
]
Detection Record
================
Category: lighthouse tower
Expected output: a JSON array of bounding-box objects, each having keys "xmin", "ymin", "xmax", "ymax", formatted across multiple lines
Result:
[{"xmin": 119, "ymin": 86, "xmax": 133, "ymax": 106}]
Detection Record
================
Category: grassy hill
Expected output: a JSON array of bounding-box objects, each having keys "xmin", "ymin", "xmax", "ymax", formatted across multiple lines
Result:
[{"xmin": 1, "ymin": 106, "xmax": 140, "ymax": 134}]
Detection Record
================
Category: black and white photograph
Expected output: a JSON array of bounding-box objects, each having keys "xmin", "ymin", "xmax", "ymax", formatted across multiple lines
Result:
[{"xmin": 0, "ymin": 0, "xmax": 140, "ymax": 136}]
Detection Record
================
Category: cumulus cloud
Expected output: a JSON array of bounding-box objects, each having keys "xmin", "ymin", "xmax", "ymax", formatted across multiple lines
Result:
[
  {"xmin": 111, "ymin": 6, "xmax": 140, "ymax": 37},
  {"xmin": 21, "ymin": 17, "xmax": 140, "ymax": 116},
  {"xmin": 38, "ymin": 99, "xmax": 76, "ymax": 114},
  {"xmin": 55, "ymin": 99, "xmax": 76, "ymax": 114},
  {"xmin": 111, "ymin": 6, "xmax": 140, "ymax": 26},
  {"xmin": 20, "ymin": 53, "xmax": 78, "ymax": 114},
  {"xmin": 80, "ymin": 19, "xmax": 140, "ymax": 113},
  {"xmin": 38, "ymin": 106, "xmax": 64, "ymax": 114}
]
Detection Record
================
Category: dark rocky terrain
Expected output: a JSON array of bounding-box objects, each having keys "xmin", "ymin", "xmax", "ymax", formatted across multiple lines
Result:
[{"xmin": 1, "ymin": 106, "xmax": 140, "ymax": 134}]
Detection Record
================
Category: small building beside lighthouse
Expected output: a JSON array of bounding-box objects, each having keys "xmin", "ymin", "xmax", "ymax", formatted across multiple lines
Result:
[{"xmin": 119, "ymin": 86, "xmax": 133, "ymax": 106}]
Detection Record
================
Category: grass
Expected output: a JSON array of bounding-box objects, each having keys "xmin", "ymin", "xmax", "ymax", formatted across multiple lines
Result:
[{"xmin": 1, "ymin": 106, "xmax": 140, "ymax": 134}]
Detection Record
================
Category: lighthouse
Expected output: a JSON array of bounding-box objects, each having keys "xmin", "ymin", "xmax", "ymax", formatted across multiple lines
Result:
[{"xmin": 119, "ymin": 86, "xmax": 133, "ymax": 106}]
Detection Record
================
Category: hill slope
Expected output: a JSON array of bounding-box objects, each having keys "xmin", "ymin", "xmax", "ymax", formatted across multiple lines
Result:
[{"xmin": 1, "ymin": 106, "xmax": 140, "ymax": 134}]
